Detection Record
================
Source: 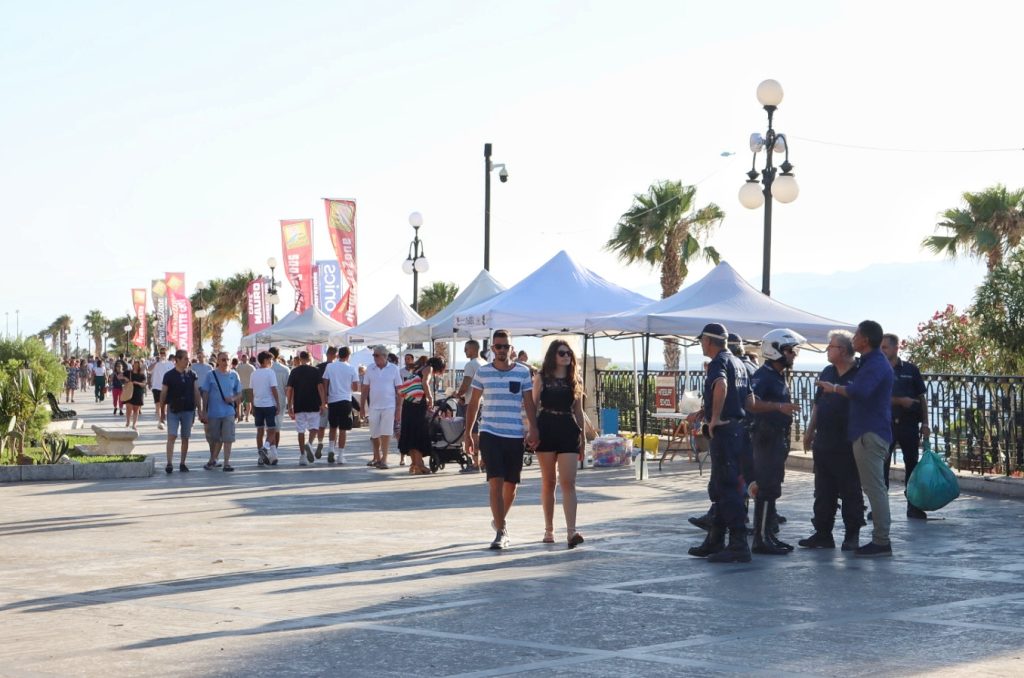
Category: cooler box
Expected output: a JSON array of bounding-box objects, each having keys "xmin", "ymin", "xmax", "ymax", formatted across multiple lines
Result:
[{"xmin": 591, "ymin": 435, "xmax": 633, "ymax": 467}]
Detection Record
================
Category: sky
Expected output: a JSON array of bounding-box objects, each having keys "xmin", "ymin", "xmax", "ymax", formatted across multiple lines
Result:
[{"xmin": 2, "ymin": 1, "xmax": 1018, "ymax": 369}]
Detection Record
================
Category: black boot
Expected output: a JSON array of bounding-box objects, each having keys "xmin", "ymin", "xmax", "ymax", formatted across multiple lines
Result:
[
  {"xmin": 766, "ymin": 500, "xmax": 794, "ymax": 551},
  {"xmin": 707, "ymin": 528, "xmax": 752, "ymax": 563},
  {"xmin": 751, "ymin": 499, "xmax": 788, "ymax": 555},
  {"xmin": 797, "ymin": 532, "xmax": 836, "ymax": 549},
  {"xmin": 688, "ymin": 524, "xmax": 725, "ymax": 557},
  {"xmin": 841, "ymin": 528, "xmax": 859, "ymax": 552},
  {"xmin": 688, "ymin": 504, "xmax": 716, "ymax": 531}
]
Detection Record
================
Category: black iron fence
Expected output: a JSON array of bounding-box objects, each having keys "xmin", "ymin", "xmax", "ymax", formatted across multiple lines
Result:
[{"xmin": 595, "ymin": 369, "xmax": 1024, "ymax": 476}]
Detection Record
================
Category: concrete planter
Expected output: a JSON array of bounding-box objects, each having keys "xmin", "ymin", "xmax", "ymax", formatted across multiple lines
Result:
[{"xmin": 0, "ymin": 456, "xmax": 155, "ymax": 483}]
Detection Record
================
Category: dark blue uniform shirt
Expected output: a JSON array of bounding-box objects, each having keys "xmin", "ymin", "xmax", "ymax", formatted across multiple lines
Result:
[
  {"xmin": 813, "ymin": 362, "xmax": 858, "ymax": 450},
  {"xmin": 704, "ymin": 349, "xmax": 748, "ymax": 420},
  {"xmin": 891, "ymin": 358, "xmax": 926, "ymax": 424},
  {"xmin": 751, "ymin": 364, "xmax": 792, "ymax": 429}
]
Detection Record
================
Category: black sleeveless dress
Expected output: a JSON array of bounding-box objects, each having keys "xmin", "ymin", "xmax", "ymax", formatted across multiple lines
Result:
[{"xmin": 537, "ymin": 378, "xmax": 581, "ymax": 453}]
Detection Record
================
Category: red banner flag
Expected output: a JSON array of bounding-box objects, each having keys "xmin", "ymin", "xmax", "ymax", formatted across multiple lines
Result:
[
  {"xmin": 323, "ymin": 199, "xmax": 357, "ymax": 326},
  {"xmin": 247, "ymin": 278, "xmax": 271, "ymax": 335},
  {"xmin": 164, "ymin": 272, "xmax": 192, "ymax": 351},
  {"xmin": 280, "ymin": 219, "xmax": 314, "ymax": 313},
  {"xmin": 131, "ymin": 289, "xmax": 147, "ymax": 349}
]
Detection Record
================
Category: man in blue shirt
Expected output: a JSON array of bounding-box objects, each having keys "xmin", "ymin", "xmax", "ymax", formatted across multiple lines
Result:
[
  {"xmin": 881, "ymin": 333, "xmax": 931, "ymax": 520},
  {"xmin": 199, "ymin": 352, "xmax": 243, "ymax": 472},
  {"xmin": 817, "ymin": 320, "xmax": 895, "ymax": 557},
  {"xmin": 687, "ymin": 323, "xmax": 752, "ymax": 563},
  {"xmin": 746, "ymin": 328, "xmax": 804, "ymax": 555}
]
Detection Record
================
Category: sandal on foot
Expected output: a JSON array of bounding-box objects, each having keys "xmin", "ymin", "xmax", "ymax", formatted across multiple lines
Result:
[
  {"xmin": 223, "ymin": 464, "xmax": 234, "ymax": 472},
  {"xmin": 542, "ymin": 530, "xmax": 555, "ymax": 544},
  {"xmin": 568, "ymin": 533, "xmax": 585, "ymax": 549}
]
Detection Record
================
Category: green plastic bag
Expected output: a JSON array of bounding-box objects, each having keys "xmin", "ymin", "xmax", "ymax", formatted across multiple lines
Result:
[{"xmin": 906, "ymin": 440, "xmax": 960, "ymax": 511}]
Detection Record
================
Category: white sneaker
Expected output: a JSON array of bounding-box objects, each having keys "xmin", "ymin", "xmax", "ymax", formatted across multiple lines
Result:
[
  {"xmin": 268, "ymin": 446, "xmax": 279, "ymax": 465},
  {"xmin": 157, "ymin": 421, "xmax": 165, "ymax": 430},
  {"xmin": 338, "ymin": 449, "xmax": 346, "ymax": 464},
  {"xmin": 299, "ymin": 455, "xmax": 308, "ymax": 467}
]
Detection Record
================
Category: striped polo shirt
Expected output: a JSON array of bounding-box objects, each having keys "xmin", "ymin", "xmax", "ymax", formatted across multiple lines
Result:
[{"xmin": 471, "ymin": 362, "xmax": 533, "ymax": 439}]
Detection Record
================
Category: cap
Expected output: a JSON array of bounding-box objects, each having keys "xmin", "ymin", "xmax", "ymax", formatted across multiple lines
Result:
[
  {"xmin": 697, "ymin": 323, "xmax": 728, "ymax": 341},
  {"xmin": 727, "ymin": 332, "xmax": 743, "ymax": 346}
]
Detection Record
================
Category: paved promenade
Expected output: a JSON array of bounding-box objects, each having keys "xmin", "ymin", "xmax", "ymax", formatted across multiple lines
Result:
[{"xmin": 3, "ymin": 396, "xmax": 1024, "ymax": 677}]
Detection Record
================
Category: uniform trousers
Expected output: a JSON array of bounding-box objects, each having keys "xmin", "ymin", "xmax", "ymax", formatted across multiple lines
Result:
[{"xmin": 811, "ymin": 443, "xmax": 865, "ymax": 534}]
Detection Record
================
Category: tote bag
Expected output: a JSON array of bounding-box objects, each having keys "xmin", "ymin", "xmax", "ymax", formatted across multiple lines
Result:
[{"xmin": 906, "ymin": 440, "xmax": 960, "ymax": 511}]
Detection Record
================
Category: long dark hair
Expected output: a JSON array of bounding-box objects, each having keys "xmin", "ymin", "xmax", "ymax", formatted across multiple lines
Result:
[{"xmin": 540, "ymin": 341, "xmax": 581, "ymax": 399}]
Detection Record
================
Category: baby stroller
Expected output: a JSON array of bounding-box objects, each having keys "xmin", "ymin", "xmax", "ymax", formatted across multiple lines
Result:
[{"xmin": 426, "ymin": 397, "xmax": 474, "ymax": 473}]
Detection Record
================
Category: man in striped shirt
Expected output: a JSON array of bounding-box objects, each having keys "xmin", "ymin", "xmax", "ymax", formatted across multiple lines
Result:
[{"xmin": 465, "ymin": 330, "xmax": 540, "ymax": 550}]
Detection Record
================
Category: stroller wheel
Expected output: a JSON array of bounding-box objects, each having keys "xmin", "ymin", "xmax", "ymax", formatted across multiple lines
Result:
[
  {"xmin": 429, "ymin": 456, "xmax": 439, "ymax": 473},
  {"xmin": 523, "ymin": 453, "xmax": 533, "ymax": 467}
]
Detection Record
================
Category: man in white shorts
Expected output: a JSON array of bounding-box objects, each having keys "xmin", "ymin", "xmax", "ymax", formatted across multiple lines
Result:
[
  {"xmin": 360, "ymin": 345, "xmax": 403, "ymax": 469},
  {"xmin": 251, "ymin": 351, "xmax": 281, "ymax": 466},
  {"xmin": 286, "ymin": 351, "xmax": 326, "ymax": 466}
]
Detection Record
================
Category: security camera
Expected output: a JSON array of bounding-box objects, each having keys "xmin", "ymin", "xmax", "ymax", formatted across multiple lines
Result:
[{"xmin": 498, "ymin": 167, "xmax": 509, "ymax": 183}]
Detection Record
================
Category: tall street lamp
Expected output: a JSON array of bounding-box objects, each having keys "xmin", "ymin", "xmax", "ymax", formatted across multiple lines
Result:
[
  {"xmin": 738, "ymin": 79, "xmax": 799, "ymax": 296},
  {"xmin": 403, "ymin": 212, "xmax": 430, "ymax": 312},
  {"xmin": 194, "ymin": 280, "xmax": 209, "ymax": 353},
  {"xmin": 75, "ymin": 329, "xmax": 80, "ymax": 354},
  {"xmin": 123, "ymin": 323, "xmax": 133, "ymax": 355},
  {"xmin": 483, "ymin": 142, "xmax": 508, "ymax": 271},
  {"xmin": 266, "ymin": 257, "xmax": 281, "ymax": 324}
]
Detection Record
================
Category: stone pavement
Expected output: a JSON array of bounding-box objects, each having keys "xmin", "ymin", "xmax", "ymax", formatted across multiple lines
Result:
[{"xmin": 3, "ymin": 396, "xmax": 1024, "ymax": 677}]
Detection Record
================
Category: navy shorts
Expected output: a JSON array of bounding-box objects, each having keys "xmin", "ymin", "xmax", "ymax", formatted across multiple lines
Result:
[
  {"xmin": 328, "ymin": 400, "xmax": 353, "ymax": 430},
  {"xmin": 480, "ymin": 432, "xmax": 526, "ymax": 484},
  {"xmin": 253, "ymin": 405, "xmax": 278, "ymax": 429}
]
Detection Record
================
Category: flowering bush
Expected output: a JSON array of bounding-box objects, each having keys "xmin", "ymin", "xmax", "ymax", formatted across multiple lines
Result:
[{"xmin": 902, "ymin": 304, "xmax": 1002, "ymax": 374}]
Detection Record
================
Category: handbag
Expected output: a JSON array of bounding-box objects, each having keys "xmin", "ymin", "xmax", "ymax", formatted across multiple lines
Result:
[
  {"xmin": 905, "ymin": 440, "xmax": 960, "ymax": 511},
  {"xmin": 121, "ymin": 378, "xmax": 134, "ymax": 401},
  {"xmin": 399, "ymin": 372, "xmax": 426, "ymax": 403}
]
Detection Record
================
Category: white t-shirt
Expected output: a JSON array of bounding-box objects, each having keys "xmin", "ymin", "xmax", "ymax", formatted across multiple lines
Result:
[
  {"xmin": 323, "ymin": 361, "xmax": 359, "ymax": 403},
  {"xmin": 150, "ymin": 360, "xmax": 174, "ymax": 391},
  {"xmin": 235, "ymin": 361, "xmax": 255, "ymax": 388},
  {"xmin": 463, "ymin": 357, "xmax": 486, "ymax": 383},
  {"xmin": 361, "ymin": 362, "xmax": 402, "ymax": 410},
  {"xmin": 92, "ymin": 364, "xmax": 106, "ymax": 377},
  {"xmin": 272, "ymin": 362, "xmax": 290, "ymax": 411},
  {"xmin": 251, "ymin": 367, "xmax": 279, "ymax": 408}
]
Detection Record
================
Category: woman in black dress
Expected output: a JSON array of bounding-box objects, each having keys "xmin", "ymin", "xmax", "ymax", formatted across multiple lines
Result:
[
  {"xmin": 124, "ymin": 359, "xmax": 147, "ymax": 429},
  {"xmin": 533, "ymin": 341, "xmax": 586, "ymax": 548},
  {"xmin": 398, "ymin": 357, "xmax": 446, "ymax": 475}
]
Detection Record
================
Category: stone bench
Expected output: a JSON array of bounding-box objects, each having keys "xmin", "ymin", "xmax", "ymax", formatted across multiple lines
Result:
[{"xmin": 83, "ymin": 426, "xmax": 139, "ymax": 456}]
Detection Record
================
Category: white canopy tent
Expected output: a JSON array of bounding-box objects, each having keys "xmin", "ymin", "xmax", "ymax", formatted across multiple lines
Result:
[
  {"xmin": 453, "ymin": 250, "xmax": 654, "ymax": 336},
  {"xmin": 400, "ymin": 269, "xmax": 507, "ymax": 343},
  {"xmin": 331, "ymin": 295, "xmax": 425, "ymax": 346},
  {"xmin": 585, "ymin": 261, "xmax": 854, "ymax": 345},
  {"xmin": 241, "ymin": 306, "xmax": 352, "ymax": 348}
]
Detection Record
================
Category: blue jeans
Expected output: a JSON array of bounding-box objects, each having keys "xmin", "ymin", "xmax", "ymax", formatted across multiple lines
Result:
[{"xmin": 167, "ymin": 410, "xmax": 195, "ymax": 439}]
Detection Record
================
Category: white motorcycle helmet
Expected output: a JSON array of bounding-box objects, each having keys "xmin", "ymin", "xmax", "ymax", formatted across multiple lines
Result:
[{"xmin": 760, "ymin": 328, "xmax": 807, "ymax": 362}]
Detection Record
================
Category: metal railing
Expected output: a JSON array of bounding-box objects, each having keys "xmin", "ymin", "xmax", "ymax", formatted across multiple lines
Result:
[{"xmin": 595, "ymin": 369, "xmax": 1024, "ymax": 476}]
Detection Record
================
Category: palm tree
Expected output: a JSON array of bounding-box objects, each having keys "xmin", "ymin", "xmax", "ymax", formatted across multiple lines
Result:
[
  {"xmin": 923, "ymin": 184, "xmax": 1024, "ymax": 271},
  {"xmin": 83, "ymin": 310, "xmax": 107, "ymax": 357},
  {"xmin": 209, "ymin": 271, "xmax": 256, "ymax": 353},
  {"xmin": 417, "ymin": 281, "xmax": 459, "ymax": 362},
  {"xmin": 606, "ymin": 180, "xmax": 724, "ymax": 369},
  {"xmin": 53, "ymin": 315, "xmax": 73, "ymax": 358},
  {"xmin": 106, "ymin": 314, "xmax": 133, "ymax": 355},
  {"xmin": 190, "ymin": 283, "xmax": 218, "ymax": 355},
  {"xmin": 45, "ymin": 319, "xmax": 61, "ymax": 353}
]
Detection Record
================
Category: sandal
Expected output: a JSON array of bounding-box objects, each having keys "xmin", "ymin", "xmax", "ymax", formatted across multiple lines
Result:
[
  {"xmin": 376, "ymin": 462, "xmax": 389, "ymax": 469},
  {"xmin": 542, "ymin": 530, "xmax": 555, "ymax": 544},
  {"xmin": 366, "ymin": 460, "xmax": 378, "ymax": 467},
  {"xmin": 568, "ymin": 532, "xmax": 585, "ymax": 549}
]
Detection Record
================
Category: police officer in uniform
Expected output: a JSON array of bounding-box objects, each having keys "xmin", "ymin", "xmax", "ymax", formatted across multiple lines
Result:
[
  {"xmin": 746, "ymin": 328, "xmax": 804, "ymax": 555},
  {"xmin": 729, "ymin": 333, "xmax": 757, "ymax": 379},
  {"xmin": 880, "ymin": 333, "xmax": 930, "ymax": 519},
  {"xmin": 687, "ymin": 323, "xmax": 752, "ymax": 563}
]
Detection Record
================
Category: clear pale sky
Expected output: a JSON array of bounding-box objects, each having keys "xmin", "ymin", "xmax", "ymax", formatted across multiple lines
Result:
[{"xmin": 2, "ymin": 1, "xmax": 1017, "ymax": 366}]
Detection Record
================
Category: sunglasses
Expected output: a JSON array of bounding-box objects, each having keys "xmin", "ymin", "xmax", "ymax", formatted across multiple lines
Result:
[
  {"xmin": 557, "ymin": 350, "xmax": 572, "ymax": 357},
  {"xmin": 492, "ymin": 344, "xmax": 510, "ymax": 350}
]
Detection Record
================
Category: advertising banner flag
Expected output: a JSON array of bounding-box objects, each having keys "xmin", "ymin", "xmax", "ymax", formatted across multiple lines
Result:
[
  {"xmin": 315, "ymin": 259, "xmax": 344, "ymax": 318},
  {"xmin": 247, "ymin": 278, "xmax": 271, "ymax": 335},
  {"xmin": 151, "ymin": 279, "xmax": 168, "ymax": 348},
  {"xmin": 165, "ymin": 272, "xmax": 191, "ymax": 350},
  {"xmin": 280, "ymin": 219, "xmax": 314, "ymax": 313},
  {"xmin": 131, "ymin": 289, "xmax": 148, "ymax": 349},
  {"xmin": 323, "ymin": 199, "xmax": 357, "ymax": 326}
]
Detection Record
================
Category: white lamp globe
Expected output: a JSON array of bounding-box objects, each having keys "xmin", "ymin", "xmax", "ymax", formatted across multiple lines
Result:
[
  {"xmin": 267, "ymin": 257, "xmax": 277, "ymax": 269},
  {"xmin": 756, "ymin": 79, "xmax": 784, "ymax": 107},
  {"xmin": 772, "ymin": 174, "xmax": 799, "ymax": 203},
  {"xmin": 414, "ymin": 257, "xmax": 430, "ymax": 273},
  {"xmin": 408, "ymin": 212, "xmax": 423, "ymax": 228},
  {"xmin": 402, "ymin": 259, "xmax": 415, "ymax": 275},
  {"xmin": 124, "ymin": 324, "xmax": 132, "ymax": 332},
  {"xmin": 739, "ymin": 181, "xmax": 765, "ymax": 209},
  {"xmin": 196, "ymin": 280, "xmax": 206, "ymax": 291},
  {"xmin": 267, "ymin": 293, "xmax": 281, "ymax": 305}
]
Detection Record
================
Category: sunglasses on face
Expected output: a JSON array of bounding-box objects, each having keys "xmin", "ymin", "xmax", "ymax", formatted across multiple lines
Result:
[{"xmin": 557, "ymin": 350, "xmax": 572, "ymax": 357}]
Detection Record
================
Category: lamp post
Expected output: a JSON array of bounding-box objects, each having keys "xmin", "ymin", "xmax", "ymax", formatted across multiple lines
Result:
[
  {"xmin": 123, "ymin": 323, "xmax": 133, "ymax": 355},
  {"xmin": 75, "ymin": 329, "xmax": 80, "ymax": 354},
  {"xmin": 266, "ymin": 257, "xmax": 281, "ymax": 324},
  {"xmin": 738, "ymin": 79, "xmax": 799, "ymax": 296},
  {"xmin": 194, "ymin": 280, "xmax": 208, "ymax": 354},
  {"xmin": 403, "ymin": 212, "xmax": 430, "ymax": 312},
  {"xmin": 483, "ymin": 142, "xmax": 508, "ymax": 272}
]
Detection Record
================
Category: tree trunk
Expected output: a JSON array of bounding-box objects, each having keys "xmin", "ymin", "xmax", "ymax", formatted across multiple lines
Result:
[
  {"xmin": 210, "ymin": 322, "xmax": 224, "ymax": 354},
  {"xmin": 93, "ymin": 335, "xmax": 102, "ymax": 357},
  {"xmin": 660, "ymin": 224, "xmax": 683, "ymax": 370}
]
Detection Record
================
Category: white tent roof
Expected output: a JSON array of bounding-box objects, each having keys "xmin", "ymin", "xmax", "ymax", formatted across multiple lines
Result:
[
  {"xmin": 332, "ymin": 295, "xmax": 425, "ymax": 346},
  {"xmin": 239, "ymin": 311, "xmax": 300, "ymax": 348},
  {"xmin": 584, "ymin": 261, "xmax": 853, "ymax": 344},
  {"xmin": 399, "ymin": 269, "xmax": 507, "ymax": 343},
  {"xmin": 453, "ymin": 250, "xmax": 654, "ymax": 336},
  {"xmin": 240, "ymin": 307, "xmax": 350, "ymax": 348}
]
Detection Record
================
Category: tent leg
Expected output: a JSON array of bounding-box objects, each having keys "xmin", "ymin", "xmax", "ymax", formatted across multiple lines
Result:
[{"xmin": 638, "ymin": 333, "xmax": 650, "ymax": 482}]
